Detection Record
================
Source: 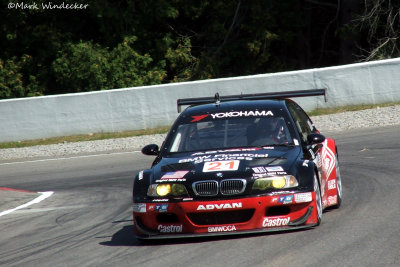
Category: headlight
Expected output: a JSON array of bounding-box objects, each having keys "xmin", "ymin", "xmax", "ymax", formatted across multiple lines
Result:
[
  {"xmin": 252, "ymin": 175, "xmax": 298, "ymax": 190},
  {"xmin": 147, "ymin": 184, "xmax": 188, "ymax": 197},
  {"xmin": 156, "ymin": 184, "xmax": 171, "ymax": 196}
]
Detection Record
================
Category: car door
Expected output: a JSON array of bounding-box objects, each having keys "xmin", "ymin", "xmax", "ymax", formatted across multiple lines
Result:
[{"xmin": 287, "ymin": 101, "xmax": 330, "ymax": 198}]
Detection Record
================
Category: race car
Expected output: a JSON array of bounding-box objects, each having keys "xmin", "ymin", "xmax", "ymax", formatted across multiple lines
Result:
[{"xmin": 132, "ymin": 89, "xmax": 342, "ymax": 239}]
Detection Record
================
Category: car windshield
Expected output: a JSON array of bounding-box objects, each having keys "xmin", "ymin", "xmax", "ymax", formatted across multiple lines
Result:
[{"xmin": 168, "ymin": 117, "xmax": 294, "ymax": 153}]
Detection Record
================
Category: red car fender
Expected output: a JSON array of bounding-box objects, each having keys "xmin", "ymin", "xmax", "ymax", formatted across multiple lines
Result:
[{"xmin": 320, "ymin": 138, "xmax": 339, "ymax": 208}]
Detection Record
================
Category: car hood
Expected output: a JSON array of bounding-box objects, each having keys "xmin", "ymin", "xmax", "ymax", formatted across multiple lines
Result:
[{"xmin": 150, "ymin": 146, "xmax": 302, "ymax": 183}]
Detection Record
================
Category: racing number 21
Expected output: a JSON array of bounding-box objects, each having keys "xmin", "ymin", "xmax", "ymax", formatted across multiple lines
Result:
[{"xmin": 203, "ymin": 160, "xmax": 240, "ymax": 172}]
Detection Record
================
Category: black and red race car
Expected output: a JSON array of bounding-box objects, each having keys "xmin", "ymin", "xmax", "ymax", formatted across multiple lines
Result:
[{"xmin": 132, "ymin": 89, "xmax": 342, "ymax": 239}]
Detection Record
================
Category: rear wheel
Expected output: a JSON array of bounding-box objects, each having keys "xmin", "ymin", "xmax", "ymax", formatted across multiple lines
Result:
[{"xmin": 314, "ymin": 173, "xmax": 323, "ymax": 225}]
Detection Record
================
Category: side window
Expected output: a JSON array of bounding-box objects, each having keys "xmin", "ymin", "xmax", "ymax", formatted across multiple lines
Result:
[
  {"xmin": 287, "ymin": 102, "xmax": 313, "ymax": 143},
  {"xmin": 295, "ymin": 103, "xmax": 316, "ymax": 133}
]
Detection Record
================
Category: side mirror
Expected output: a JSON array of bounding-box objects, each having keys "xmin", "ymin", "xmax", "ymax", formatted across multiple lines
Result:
[
  {"xmin": 307, "ymin": 133, "xmax": 325, "ymax": 145},
  {"xmin": 141, "ymin": 144, "xmax": 160, "ymax": 156}
]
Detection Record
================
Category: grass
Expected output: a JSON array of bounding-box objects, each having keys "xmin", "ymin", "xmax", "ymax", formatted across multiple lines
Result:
[
  {"xmin": 1, "ymin": 102, "xmax": 399, "ymax": 149},
  {"xmin": 307, "ymin": 102, "xmax": 400, "ymax": 116},
  {"xmin": 0, "ymin": 126, "xmax": 170, "ymax": 149}
]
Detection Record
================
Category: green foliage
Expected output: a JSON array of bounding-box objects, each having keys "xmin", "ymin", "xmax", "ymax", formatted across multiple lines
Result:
[
  {"xmin": 0, "ymin": 0, "xmax": 392, "ymax": 99},
  {"xmin": 52, "ymin": 36, "xmax": 166, "ymax": 92},
  {"xmin": 0, "ymin": 57, "xmax": 24, "ymax": 99},
  {"xmin": 165, "ymin": 36, "xmax": 197, "ymax": 82},
  {"xmin": 110, "ymin": 36, "xmax": 166, "ymax": 88},
  {"xmin": 52, "ymin": 41, "xmax": 111, "ymax": 92},
  {"xmin": 0, "ymin": 55, "xmax": 42, "ymax": 99}
]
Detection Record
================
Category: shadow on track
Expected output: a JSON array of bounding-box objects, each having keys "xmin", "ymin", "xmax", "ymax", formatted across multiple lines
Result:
[{"xmin": 99, "ymin": 225, "xmax": 139, "ymax": 246}]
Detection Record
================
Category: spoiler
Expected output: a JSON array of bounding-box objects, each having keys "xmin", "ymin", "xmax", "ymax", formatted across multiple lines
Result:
[{"xmin": 177, "ymin": 88, "xmax": 327, "ymax": 112}]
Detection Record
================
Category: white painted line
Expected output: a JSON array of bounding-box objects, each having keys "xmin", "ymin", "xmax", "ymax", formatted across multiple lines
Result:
[
  {"xmin": 0, "ymin": 150, "xmax": 141, "ymax": 166},
  {"xmin": 0, "ymin": 191, "xmax": 54, "ymax": 217}
]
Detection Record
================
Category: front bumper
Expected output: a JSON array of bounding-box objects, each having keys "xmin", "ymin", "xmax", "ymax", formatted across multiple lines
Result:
[{"xmin": 133, "ymin": 192, "xmax": 318, "ymax": 239}]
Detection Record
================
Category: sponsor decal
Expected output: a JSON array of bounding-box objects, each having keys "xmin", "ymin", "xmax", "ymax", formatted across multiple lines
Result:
[
  {"xmin": 262, "ymin": 146, "xmax": 275, "ymax": 150},
  {"xmin": 293, "ymin": 139, "xmax": 299, "ymax": 146},
  {"xmin": 152, "ymin": 199, "xmax": 169, "ymax": 202},
  {"xmin": 158, "ymin": 224, "xmax": 183, "ymax": 233},
  {"xmin": 203, "ymin": 160, "xmax": 239, "ymax": 172},
  {"xmin": 208, "ymin": 225, "xmax": 237, "ymax": 232},
  {"xmin": 190, "ymin": 111, "xmax": 274, "ymax": 122},
  {"xmin": 252, "ymin": 167, "xmax": 266, "ymax": 174},
  {"xmin": 182, "ymin": 198, "xmax": 193, "ymax": 201},
  {"xmin": 161, "ymin": 171, "xmax": 189, "ymax": 179},
  {"xmin": 155, "ymin": 204, "xmax": 169, "ymax": 212},
  {"xmin": 252, "ymin": 166, "xmax": 287, "ymax": 176},
  {"xmin": 210, "ymin": 110, "xmax": 274, "ymax": 119},
  {"xmin": 148, "ymin": 205, "xmax": 155, "ymax": 211},
  {"xmin": 328, "ymin": 180, "xmax": 336, "ymax": 190},
  {"xmin": 156, "ymin": 178, "xmax": 186, "ymax": 182},
  {"xmin": 270, "ymin": 191, "xmax": 292, "ymax": 196},
  {"xmin": 322, "ymin": 140, "xmax": 336, "ymax": 178},
  {"xmin": 157, "ymin": 170, "xmax": 188, "ymax": 182},
  {"xmin": 262, "ymin": 216, "xmax": 291, "ymax": 227},
  {"xmin": 191, "ymin": 148, "xmax": 262, "ymax": 155},
  {"xmin": 197, "ymin": 202, "xmax": 242, "ymax": 211},
  {"xmin": 191, "ymin": 114, "xmax": 210, "ymax": 122},
  {"xmin": 266, "ymin": 166, "xmax": 284, "ymax": 172},
  {"xmin": 314, "ymin": 153, "xmax": 322, "ymax": 169},
  {"xmin": 132, "ymin": 203, "xmax": 146, "ymax": 213},
  {"xmin": 328, "ymin": 195, "xmax": 337, "ymax": 206},
  {"xmin": 179, "ymin": 153, "xmax": 269, "ymax": 164},
  {"xmin": 278, "ymin": 195, "xmax": 293, "ymax": 204},
  {"xmin": 294, "ymin": 192, "xmax": 312, "ymax": 203},
  {"xmin": 302, "ymin": 160, "xmax": 310, "ymax": 167}
]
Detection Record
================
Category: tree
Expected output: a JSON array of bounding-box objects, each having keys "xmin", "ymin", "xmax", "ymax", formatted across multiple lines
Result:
[
  {"xmin": 52, "ymin": 36, "xmax": 166, "ymax": 93},
  {"xmin": 1, "ymin": 0, "xmax": 395, "ymax": 99},
  {"xmin": 0, "ymin": 57, "xmax": 24, "ymax": 99},
  {"xmin": 0, "ymin": 55, "xmax": 42, "ymax": 98},
  {"xmin": 355, "ymin": 0, "xmax": 400, "ymax": 60}
]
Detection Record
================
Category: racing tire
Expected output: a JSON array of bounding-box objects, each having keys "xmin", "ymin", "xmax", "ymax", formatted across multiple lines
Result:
[
  {"xmin": 332, "ymin": 155, "xmax": 342, "ymax": 209},
  {"xmin": 314, "ymin": 173, "xmax": 323, "ymax": 226}
]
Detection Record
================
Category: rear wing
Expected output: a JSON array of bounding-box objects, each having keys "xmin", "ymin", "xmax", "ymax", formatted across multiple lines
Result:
[{"xmin": 177, "ymin": 88, "xmax": 327, "ymax": 112}]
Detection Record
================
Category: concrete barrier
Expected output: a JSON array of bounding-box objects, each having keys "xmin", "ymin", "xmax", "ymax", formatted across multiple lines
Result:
[{"xmin": 1, "ymin": 58, "xmax": 399, "ymax": 142}]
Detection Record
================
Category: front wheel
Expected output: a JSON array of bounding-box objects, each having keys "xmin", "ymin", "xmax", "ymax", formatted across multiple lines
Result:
[{"xmin": 314, "ymin": 173, "xmax": 323, "ymax": 225}]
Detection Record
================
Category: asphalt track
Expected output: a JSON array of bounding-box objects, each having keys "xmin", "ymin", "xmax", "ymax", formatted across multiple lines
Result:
[{"xmin": 0, "ymin": 125, "xmax": 399, "ymax": 267}]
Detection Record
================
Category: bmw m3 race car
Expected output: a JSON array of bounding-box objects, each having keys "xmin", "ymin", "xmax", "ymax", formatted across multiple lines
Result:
[{"xmin": 132, "ymin": 89, "xmax": 342, "ymax": 239}]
